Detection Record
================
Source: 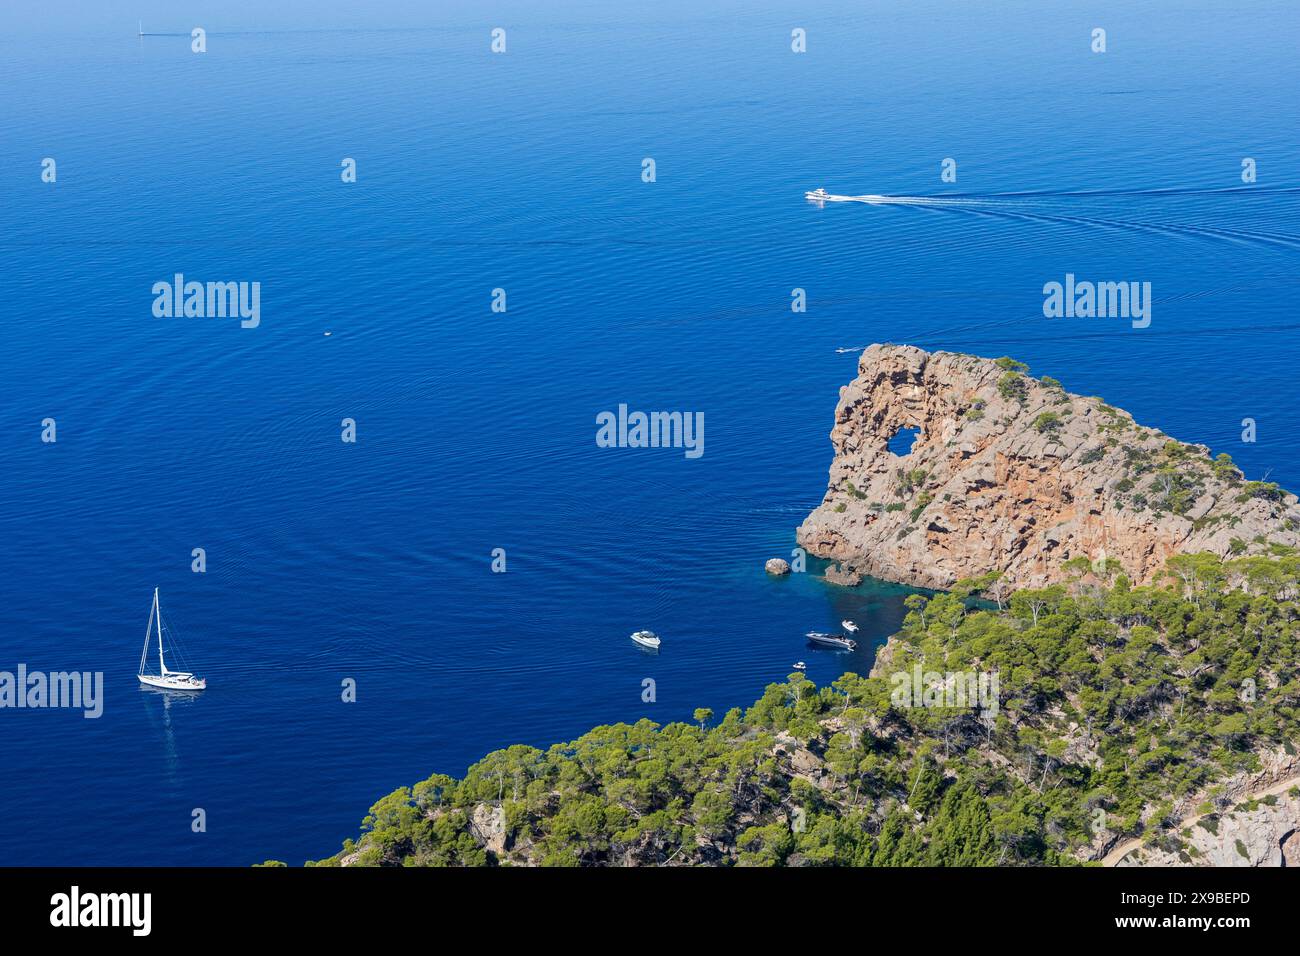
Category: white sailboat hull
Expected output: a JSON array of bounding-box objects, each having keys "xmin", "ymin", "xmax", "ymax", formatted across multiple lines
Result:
[{"xmin": 139, "ymin": 673, "xmax": 206, "ymax": 691}]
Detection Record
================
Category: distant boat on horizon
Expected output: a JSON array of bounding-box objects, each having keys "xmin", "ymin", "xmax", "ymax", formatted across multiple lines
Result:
[{"xmin": 137, "ymin": 588, "xmax": 206, "ymax": 691}]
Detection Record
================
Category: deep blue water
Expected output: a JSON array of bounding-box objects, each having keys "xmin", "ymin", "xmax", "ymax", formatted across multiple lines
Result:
[{"xmin": 2, "ymin": 1, "xmax": 1298, "ymax": 865}]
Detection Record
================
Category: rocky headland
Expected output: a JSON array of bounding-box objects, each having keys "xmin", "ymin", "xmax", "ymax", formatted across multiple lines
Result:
[{"xmin": 798, "ymin": 345, "xmax": 1299, "ymax": 592}]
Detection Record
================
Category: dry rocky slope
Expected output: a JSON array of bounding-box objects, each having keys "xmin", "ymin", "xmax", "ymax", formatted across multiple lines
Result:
[
  {"xmin": 797, "ymin": 345, "xmax": 1300, "ymax": 592},
  {"xmin": 1114, "ymin": 770, "xmax": 1300, "ymax": 867}
]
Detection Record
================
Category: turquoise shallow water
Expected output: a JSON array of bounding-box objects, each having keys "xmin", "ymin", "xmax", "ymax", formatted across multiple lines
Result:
[{"xmin": 1, "ymin": 0, "xmax": 1298, "ymax": 864}]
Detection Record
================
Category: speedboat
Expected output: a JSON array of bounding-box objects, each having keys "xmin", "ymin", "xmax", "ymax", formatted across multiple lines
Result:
[
  {"xmin": 806, "ymin": 631, "xmax": 857, "ymax": 651},
  {"xmin": 805, "ymin": 187, "xmax": 831, "ymax": 201},
  {"xmin": 631, "ymin": 630, "xmax": 661, "ymax": 650},
  {"xmin": 841, "ymin": 620, "xmax": 859, "ymax": 633},
  {"xmin": 137, "ymin": 588, "xmax": 207, "ymax": 691},
  {"xmin": 792, "ymin": 661, "xmax": 807, "ymax": 671}
]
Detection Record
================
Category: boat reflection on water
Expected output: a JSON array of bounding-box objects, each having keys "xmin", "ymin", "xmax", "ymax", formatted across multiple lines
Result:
[{"xmin": 138, "ymin": 678, "xmax": 205, "ymax": 788}]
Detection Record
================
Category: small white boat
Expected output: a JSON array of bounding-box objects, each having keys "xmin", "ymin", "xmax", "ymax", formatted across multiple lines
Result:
[
  {"xmin": 792, "ymin": 661, "xmax": 806, "ymax": 671},
  {"xmin": 804, "ymin": 188, "xmax": 891, "ymax": 205},
  {"xmin": 138, "ymin": 588, "xmax": 206, "ymax": 691},
  {"xmin": 841, "ymin": 620, "xmax": 859, "ymax": 633},
  {"xmin": 630, "ymin": 630, "xmax": 661, "ymax": 650}
]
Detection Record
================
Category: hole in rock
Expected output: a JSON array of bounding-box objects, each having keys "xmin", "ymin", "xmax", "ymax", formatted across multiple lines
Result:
[{"xmin": 887, "ymin": 426, "xmax": 922, "ymax": 457}]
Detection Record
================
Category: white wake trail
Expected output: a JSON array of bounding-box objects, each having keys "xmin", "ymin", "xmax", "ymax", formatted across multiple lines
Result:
[{"xmin": 810, "ymin": 192, "xmax": 1026, "ymax": 207}]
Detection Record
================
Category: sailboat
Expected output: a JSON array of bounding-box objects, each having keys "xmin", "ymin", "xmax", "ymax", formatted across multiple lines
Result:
[{"xmin": 138, "ymin": 588, "xmax": 206, "ymax": 691}]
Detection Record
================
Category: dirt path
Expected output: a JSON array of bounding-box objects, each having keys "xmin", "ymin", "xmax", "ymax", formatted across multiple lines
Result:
[{"xmin": 1102, "ymin": 773, "xmax": 1300, "ymax": 866}]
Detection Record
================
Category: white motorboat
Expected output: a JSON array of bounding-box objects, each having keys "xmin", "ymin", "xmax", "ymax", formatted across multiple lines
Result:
[
  {"xmin": 841, "ymin": 620, "xmax": 859, "ymax": 633},
  {"xmin": 792, "ymin": 661, "xmax": 807, "ymax": 671},
  {"xmin": 804, "ymin": 188, "xmax": 892, "ymax": 205},
  {"xmin": 138, "ymin": 588, "xmax": 207, "ymax": 691},
  {"xmin": 631, "ymin": 630, "xmax": 661, "ymax": 650},
  {"xmin": 806, "ymin": 631, "xmax": 857, "ymax": 651}
]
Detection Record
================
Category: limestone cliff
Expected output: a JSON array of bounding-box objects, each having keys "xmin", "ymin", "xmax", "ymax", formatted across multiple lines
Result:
[{"xmin": 797, "ymin": 345, "xmax": 1299, "ymax": 591}]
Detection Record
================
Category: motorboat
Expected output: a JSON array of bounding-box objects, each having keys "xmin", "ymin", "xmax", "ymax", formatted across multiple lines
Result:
[
  {"xmin": 631, "ymin": 630, "xmax": 661, "ymax": 650},
  {"xmin": 805, "ymin": 187, "xmax": 831, "ymax": 201},
  {"xmin": 841, "ymin": 620, "xmax": 859, "ymax": 633},
  {"xmin": 806, "ymin": 631, "xmax": 857, "ymax": 651}
]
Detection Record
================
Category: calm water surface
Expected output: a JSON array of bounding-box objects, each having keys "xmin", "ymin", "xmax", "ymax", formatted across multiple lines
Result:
[{"xmin": 1, "ymin": 0, "xmax": 1297, "ymax": 864}]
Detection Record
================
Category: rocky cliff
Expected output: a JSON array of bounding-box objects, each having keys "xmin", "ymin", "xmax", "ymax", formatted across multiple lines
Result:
[{"xmin": 797, "ymin": 345, "xmax": 1299, "ymax": 591}]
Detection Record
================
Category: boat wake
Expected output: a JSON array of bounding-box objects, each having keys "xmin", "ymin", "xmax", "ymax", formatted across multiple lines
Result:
[
  {"xmin": 808, "ymin": 184, "xmax": 1300, "ymax": 205},
  {"xmin": 811, "ymin": 192, "xmax": 1031, "ymax": 208},
  {"xmin": 805, "ymin": 187, "xmax": 1300, "ymax": 251}
]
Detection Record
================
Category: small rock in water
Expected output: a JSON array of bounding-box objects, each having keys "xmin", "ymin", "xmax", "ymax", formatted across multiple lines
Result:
[
  {"xmin": 824, "ymin": 563, "xmax": 863, "ymax": 587},
  {"xmin": 764, "ymin": 558, "xmax": 791, "ymax": 576}
]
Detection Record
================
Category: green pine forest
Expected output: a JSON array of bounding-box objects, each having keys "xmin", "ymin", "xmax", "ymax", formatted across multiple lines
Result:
[{"xmin": 290, "ymin": 552, "xmax": 1300, "ymax": 867}]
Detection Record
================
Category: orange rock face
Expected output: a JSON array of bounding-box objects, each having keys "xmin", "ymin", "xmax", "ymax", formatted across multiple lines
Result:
[{"xmin": 796, "ymin": 345, "xmax": 1299, "ymax": 591}]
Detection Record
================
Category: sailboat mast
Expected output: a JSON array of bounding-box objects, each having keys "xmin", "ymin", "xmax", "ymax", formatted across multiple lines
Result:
[{"xmin": 155, "ymin": 587, "xmax": 166, "ymax": 675}]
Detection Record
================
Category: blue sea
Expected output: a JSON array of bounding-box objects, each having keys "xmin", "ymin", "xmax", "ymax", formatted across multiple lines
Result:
[{"xmin": 2, "ymin": 0, "xmax": 1298, "ymax": 865}]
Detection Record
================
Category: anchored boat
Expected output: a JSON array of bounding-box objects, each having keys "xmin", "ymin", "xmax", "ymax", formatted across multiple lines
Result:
[
  {"xmin": 137, "ymin": 588, "xmax": 207, "ymax": 691},
  {"xmin": 630, "ymin": 630, "xmax": 661, "ymax": 650},
  {"xmin": 806, "ymin": 631, "xmax": 857, "ymax": 651}
]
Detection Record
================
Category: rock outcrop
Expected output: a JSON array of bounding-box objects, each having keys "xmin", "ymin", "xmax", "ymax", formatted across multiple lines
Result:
[
  {"xmin": 797, "ymin": 345, "xmax": 1299, "ymax": 591},
  {"xmin": 469, "ymin": 804, "xmax": 508, "ymax": 857},
  {"xmin": 1117, "ymin": 786, "xmax": 1300, "ymax": 867}
]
